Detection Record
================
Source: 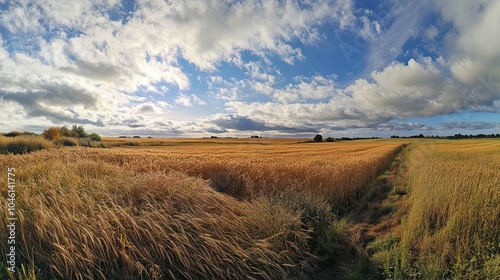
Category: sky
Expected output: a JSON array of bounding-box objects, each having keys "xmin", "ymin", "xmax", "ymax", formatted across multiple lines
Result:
[{"xmin": 0, "ymin": 0, "xmax": 499, "ymax": 138}]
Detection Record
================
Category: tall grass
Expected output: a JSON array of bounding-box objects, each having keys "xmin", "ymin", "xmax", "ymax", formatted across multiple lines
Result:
[
  {"xmin": 0, "ymin": 140, "xmax": 405, "ymax": 279},
  {"xmin": 105, "ymin": 141, "xmax": 403, "ymax": 208},
  {"xmin": 0, "ymin": 136, "xmax": 53, "ymax": 155},
  {"xmin": 383, "ymin": 140, "xmax": 500, "ymax": 278},
  {"xmin": 0, "ymin": 149, "xmax": 314, "ymax": 279}
]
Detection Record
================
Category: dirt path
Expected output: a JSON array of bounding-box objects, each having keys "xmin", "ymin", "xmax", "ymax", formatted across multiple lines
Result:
[
  {"xmin": 346, "ymin": 143, "xmax": 409, "ymax": 251},
  {"xmin": 310, "ymin": 143, "xmax": 411, "ymax": 280}
]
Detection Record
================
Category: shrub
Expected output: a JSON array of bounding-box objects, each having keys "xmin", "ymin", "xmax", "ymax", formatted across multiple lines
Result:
[
  {"xmin": 60, "ymin": 126, "xmax": 78, "ymax": 137},
  {"xmin": 72, "ymin": 125, "xmax": 89, "ymax": 138},
  {"xmin": 314, "ymin": 134, "xmax": 323, "ymax": 142},
  {"xmin": 42, "ymin": 127, "xmax": 62, "ymax": 140},
  {"xmin": 89, "ymin": 133, "xmax": 102, "ymax": 141},
  {"xmin": 0, "ymin": 135, "xmax": 54, "ymax": 154},
  {"xmin": 77, "ymin": 138, "xmax": 92, "ymax": 147},
  {"xmin": 54, "ymin": 137, "xmax": 79, "ymax": 147},
  {"xmin": 326, "ymin": 137, "xmax": 334, "ymax": 142}
]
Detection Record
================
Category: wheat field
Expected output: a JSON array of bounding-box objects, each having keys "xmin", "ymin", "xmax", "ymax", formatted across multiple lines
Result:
[
  {"xmin": 0, "ymin": 139, "xmax": 403, "ymax": 279},
  {"xmin": 3, "ymin": 139, "xmax": 498, "ymax": 279},
  {"xmin": 102, "ymin": 140, "xmax": 403, "ymax": 206},
  {"xmin": 375, "ymin": 140, "xmax": 500, "ymax": 279}
]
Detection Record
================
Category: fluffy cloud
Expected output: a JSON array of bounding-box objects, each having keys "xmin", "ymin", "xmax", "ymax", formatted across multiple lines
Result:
[
  {"xmin": 1, "ymin": 0, "xmax": 499, "ymax": 136},
  {"xmin": 445, "ymin": 0, "xmax": 500, "ymax": 88},
  {"xmin": 348, "ymin": 58, "xmax": 464, "ymax": 117},
  {"xmin": 0, "ymin": 0, "xmax": 352, "ymax": 132},
  {"xmin": 175, "ymin": 93, "xmax": 206, "ymax": 107},
  {"xmin": 224, "ymin": 56, "xmax": 496, "ymax": 133}
]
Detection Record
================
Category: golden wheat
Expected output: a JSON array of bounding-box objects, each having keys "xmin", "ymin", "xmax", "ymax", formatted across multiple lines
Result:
[
  {"xmin": 0, "ymin": 139, "xmax": 404, "ymax": 279},
  {"xmin": 100, "ymin": 139, "xmax": 403, "ymax": 206},
  {"xmin": 393, "ymin": 140, "xmax": 500, "ymax": 278}
]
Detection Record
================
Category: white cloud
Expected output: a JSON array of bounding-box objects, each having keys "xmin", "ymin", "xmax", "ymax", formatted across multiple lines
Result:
[
  {"xmin": 445, "ymin": 0, "xmax": 500, "ymax": 87},
  {"xmin": 272, "ymin": 75, "xmax": 336, "ymax": 103},
  {"xmin": 175, "ymin": 93, "xmax": 206, "ymax": 107},
  {"xmin": 0, "ymin": 0, "xmax": 354, "ymax": 133},
  {"xmin": 132, "ymin": 0, "xmax": 354, "ymax": 69},
  {"xmin": 223, "ymin": 57, "xmax": 495, "ymax": 132},
  {"xmin": 359, "ymin": 16, "xmax": 381, "ymax": 40},
  {"xmin": 1, "ymin": 0, "xmax": 499, "ymax": 136}
]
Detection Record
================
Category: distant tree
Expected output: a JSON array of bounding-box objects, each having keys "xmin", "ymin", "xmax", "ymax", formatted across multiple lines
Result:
[
  {"xmin": 42, "ymin": 127, "xmax": 62, "ymax": 140},
  {"xmin": 326, "ymin": 137, "xmax": 333, "ymax": 142},
  {"xmin": 72, "ymin": 125, "xmax": 89, "ymax": 138},
  {"xmin": 313, "ymin": 134, "xmax": 323, "ymax": 142}
]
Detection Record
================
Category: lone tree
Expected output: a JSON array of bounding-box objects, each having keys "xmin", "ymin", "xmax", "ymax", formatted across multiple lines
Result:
[{"xmin": 313, "ymin": 134, "xmax": 323, "ymax": 142}]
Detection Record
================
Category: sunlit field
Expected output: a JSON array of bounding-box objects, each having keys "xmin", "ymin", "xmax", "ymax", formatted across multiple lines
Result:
[
  {"xmin": 103, "ymin": 139, "xmax": 402, "ymax": 206},
  {"xmin": 1, "ymin": 138, "xmax": 499, "ymax": 279},
  {"xmin": 378, "ymin": 140, "xmax": 500, "ymax": 279}
]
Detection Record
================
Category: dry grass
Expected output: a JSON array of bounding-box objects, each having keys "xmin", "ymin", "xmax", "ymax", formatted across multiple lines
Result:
[
  {"xmin": 0, "ymin": 136, "xmax": 54, "ymax": 155},
  {"xmin": 101, "ymin": 140, "xmax": 403, "ymax": 207},
  {"xmin": 385, "ymin": 140, "xmax": 500, "ymax": 279},
  {"xmin": 0, "ymin": 150, "xmax": 313, "ymax": 279},
  {"xmin": 0, "ymin": 139, "xmax": 403, "ymax": 279}
]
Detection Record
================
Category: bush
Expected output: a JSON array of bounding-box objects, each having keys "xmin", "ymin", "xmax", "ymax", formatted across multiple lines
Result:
[
  {"xmin": 326, "ymin": 137, "xmax": 334, "ymax": 142},
  {"xmin": 314, "ymin": 134, "xmax": 323, "ymax": 142},
  {"xmin": 72, "ymin": 125, "xmax": 89, "ymax": 138},
  {"xmin": 60, "ymin": 126, "xmax": 78, "ymax": 138},
  {"xmin": 0, "ymin": 135, "xmax": 54, "ymax": 154},
  {"xmin": 54, "ymin": 137, "xmax": 79, "ymax": 147},
  {"xmin": 42, "ymin": 127, "xmax": 62, "ymax": 140},
  {"xmin": 89, "ymin": 133, "xmax": 102, "ymax": 141}
]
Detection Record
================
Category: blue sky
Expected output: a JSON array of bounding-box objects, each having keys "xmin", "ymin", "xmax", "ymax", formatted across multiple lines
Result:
[{"xmin": 0, "ymin": 0, "xmax": 499, "ymax": 137}]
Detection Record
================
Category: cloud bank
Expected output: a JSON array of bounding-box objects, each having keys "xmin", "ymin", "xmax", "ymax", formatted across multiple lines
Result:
[{"xmin": 0, "ymin": 0, "xmax": 498, "ymax": 136}]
